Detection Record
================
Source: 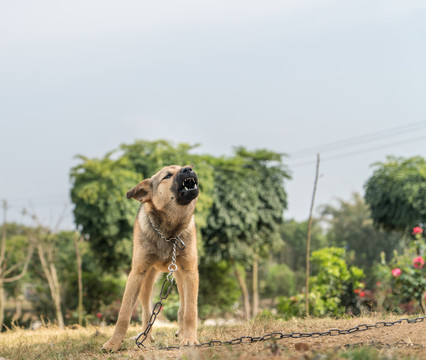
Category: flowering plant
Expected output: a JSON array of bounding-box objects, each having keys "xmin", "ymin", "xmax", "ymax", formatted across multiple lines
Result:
[{"xmin": 390, "ymin": 226, "xmax": 425, "ymax": 313}]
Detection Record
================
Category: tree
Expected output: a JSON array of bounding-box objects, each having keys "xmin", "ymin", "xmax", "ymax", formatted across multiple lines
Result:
[
  {"xmin": 70, "ymin": 153, "xmax": 140, "ymax": 272},
  {"xmin": 278, "ymin": 219, "xmax": 326, "ymax": 274},
  {"xmin": 364, "ymin": 156, "xmax": 426, "ymax": 232},
  {"xmin": 203, "ymin": 148, "xmax": 290, "ymax": 319},
  {"xmin": 0, "ymin": 202, "xmax": 34, "ymax": 331},
  {"xmin": 70, "ymin": 140, "xmax": 214, "ymax": 272},
  {"xmin": 321, "ymin": 193, "xmax": 401, "ymax": 272}
]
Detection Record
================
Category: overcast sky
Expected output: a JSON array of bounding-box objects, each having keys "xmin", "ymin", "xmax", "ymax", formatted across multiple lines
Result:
[{"xmin": 1, "ymin": 0, "xmax": 425, "ymax": 230}]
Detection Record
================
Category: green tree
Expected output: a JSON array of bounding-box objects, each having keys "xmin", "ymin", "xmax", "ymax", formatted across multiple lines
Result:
[
  {"xmin": 321, "ymin": 193, "xmax": 401, "ymax": 272},
  {"xmin": 278, "ymin": 219, "xmax": 326, "ymax": 273},
  {"xmin": 0, "ymin": 219, "xmax": 34, "ymax": 331},
  {"xmin": 203, "ymin": 148, "xmax": 290, "ymax": 318},
  {"xmin": 70, "ymin": 153, "xmax": 140, "ymax": 272},
  {"xmin": 364, "ymin": 156, "xmax": 426, "ymax": 232}
]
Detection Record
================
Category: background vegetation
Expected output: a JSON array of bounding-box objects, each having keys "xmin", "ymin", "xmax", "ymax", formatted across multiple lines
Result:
[{"xmin": 0, "ymin": 140, "xmax": 425, "ymax": 332}]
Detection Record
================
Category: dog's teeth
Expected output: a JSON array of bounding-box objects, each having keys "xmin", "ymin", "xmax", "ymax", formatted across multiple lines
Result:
[
  {"xmin": 194, "ymin": 184, "xmax": 198, "ymax": 189},
  {"xmin": 185, "ymin": 187, "xmax": 189, "ymax": 190}
]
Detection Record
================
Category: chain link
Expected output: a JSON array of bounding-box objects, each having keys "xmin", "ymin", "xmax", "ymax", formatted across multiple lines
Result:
[
  {"xmin": 156, "ymin": 316, "xmax": 425, "ymax": 350},
  {"xmin": 148, "ymin": 216, "xmax": 185, "ymax": 250}
]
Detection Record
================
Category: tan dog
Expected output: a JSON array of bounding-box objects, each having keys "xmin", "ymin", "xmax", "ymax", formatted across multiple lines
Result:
[{"xmin": 102, "ymin": 165, "xmax": 200, "ymax": 352}]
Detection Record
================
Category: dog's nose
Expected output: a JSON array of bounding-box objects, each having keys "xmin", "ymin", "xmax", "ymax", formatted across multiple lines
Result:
[{"xmin": 181, "ymin": 167, "xmax": 193, "ymax": 174}]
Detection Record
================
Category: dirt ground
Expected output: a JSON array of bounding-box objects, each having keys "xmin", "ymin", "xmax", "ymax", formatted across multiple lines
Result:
[{"xmin": 0, "ymin": 314, "xmax": 425, "ymax": 359}]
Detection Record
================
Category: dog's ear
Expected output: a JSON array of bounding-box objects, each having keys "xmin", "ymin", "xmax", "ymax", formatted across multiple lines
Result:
[{"xmin": 126, "ymin": 179, "xmax": 152, "ymax": 202}]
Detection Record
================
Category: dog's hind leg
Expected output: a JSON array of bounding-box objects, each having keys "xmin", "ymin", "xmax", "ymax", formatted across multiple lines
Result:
[
  {"xmin": 174, "ymin": 272, "xmax": 185, "ymax": 339},
  {"xmin": 180, "ymin": 268, "xmax": 199, "ymax": 345},
  {"xmin": 138, "ymin": 266, "xmax": 159, "ymax": 344}
]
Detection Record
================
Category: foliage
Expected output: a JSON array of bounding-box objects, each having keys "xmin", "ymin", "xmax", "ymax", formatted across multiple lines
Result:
[
  {"xmin": 321, "ymin": 193, "xmax": 401, "ymax": 271},
  {"xmin": 198, "ymin": 261, "xmax": 241, "ymax": 319},
  {"xmin": 278, "ymin": 219, "xmax": 326, "ymax": 272},
  {"xmin": 341, "ymin": 227, "xmax": 426, "ymax": 315},
  {"xmin": 277, "ymin": 247, "xmax": 365, "ymax": 317},
  {"xmin": 259, "ymin": 262, "xmax": 296, "ymax": 299},
  {"xmin": 388, "ymin": 227, "xmax": 425, "ymax": 312},
  {"xmin": 70, "ymin": 153, "xmax": 140, "ymax": 272},
  {"xmin": 22, "ymin": 230, "xmax": 125, "ymax": 326},
  {"xmin": 364, "ymin": 156, "xmax": 426, "ymax": 232},
  {"xmin": 203, "ymin": 148, "xmax": 290, "ymax": 264}
]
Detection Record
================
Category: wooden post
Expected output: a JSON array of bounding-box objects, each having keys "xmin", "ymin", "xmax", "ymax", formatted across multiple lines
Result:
[{"xmin": 305, "ymin": 154, "xmax": 320, "ymax": 316}]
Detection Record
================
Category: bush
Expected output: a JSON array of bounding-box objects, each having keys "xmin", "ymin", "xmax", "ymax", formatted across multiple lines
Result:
[{"xmin": 277, "ymin": 247, "xmax": 364, "ymax": 317}]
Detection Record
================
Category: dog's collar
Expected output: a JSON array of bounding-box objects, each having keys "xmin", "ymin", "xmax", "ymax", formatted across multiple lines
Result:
[{"xmin": 147, "ymin": 216, "xmax": 186, "ymax": 250}]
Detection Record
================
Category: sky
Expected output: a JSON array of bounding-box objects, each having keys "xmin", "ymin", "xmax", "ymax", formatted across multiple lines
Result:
[{"xmin": 1, "ymin": 0, "xmax": 426, "ymax": 230}]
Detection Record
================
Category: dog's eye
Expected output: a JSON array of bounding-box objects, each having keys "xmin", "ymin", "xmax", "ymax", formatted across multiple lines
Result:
[{"xmin": 162, "ymin": 173, "xmax": 173, "ymax": 181}]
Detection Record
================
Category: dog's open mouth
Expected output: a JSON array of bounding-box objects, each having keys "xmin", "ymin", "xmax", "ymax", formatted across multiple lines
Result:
[
  {"xmin": 182, "ymin": 177, "xmax": 198, "ymax": 191},
  {"xmin": 176, "ymin": 174, "xmax": 199, "ymax": 205}
]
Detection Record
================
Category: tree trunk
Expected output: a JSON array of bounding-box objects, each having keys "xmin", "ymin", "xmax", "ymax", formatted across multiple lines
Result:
[
  {"xmin": 0, "ymin": 280, "xmax": 5, "ymax": 332},
  {"xmin": 73, "ymin": 234, "xmax": 83, "ymax": 326},
  {"xmin": 37, "ymin": 244, "xmax": 64, "ymax": 329},
  {"xmin": 234, "ymin": 265, "xmax": 251, "ymax": 321},
  {"xmin": 50, "ymin": 263, "xmax": 65, "ymax": 329},
  {"xmin": 252, "ymin": 255, "xmax": 259, "ymax": 318}
]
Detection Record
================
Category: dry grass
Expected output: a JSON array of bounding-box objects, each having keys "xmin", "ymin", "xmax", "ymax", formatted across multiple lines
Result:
[{"xmin": 0, "ymin": 314, "xmax": 425, "ymax": 360}]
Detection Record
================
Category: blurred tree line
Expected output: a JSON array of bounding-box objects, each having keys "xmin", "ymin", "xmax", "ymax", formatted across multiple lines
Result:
[{"xmin": 0, "ymin": 141, "xmax": 424, "ymax": 331}]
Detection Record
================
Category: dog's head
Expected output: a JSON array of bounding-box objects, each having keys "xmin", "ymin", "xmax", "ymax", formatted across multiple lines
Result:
[{"xmin": 126, "ymin": 165, "xmax": 199, "ymax": 209}]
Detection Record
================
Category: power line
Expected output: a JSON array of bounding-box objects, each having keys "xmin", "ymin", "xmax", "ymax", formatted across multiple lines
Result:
[
  {"xmin": 289, "ymin": 121, "xmax": 426, "ymax": 159},
  {"xmin": 290, "ymin": 133, "xmax": 426, "ymax": 168}
]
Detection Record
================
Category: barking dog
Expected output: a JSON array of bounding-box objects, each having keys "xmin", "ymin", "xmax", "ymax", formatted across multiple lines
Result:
[{"xmin": 102, "ymin": 165, "xmax": 199, "ymax": 352}]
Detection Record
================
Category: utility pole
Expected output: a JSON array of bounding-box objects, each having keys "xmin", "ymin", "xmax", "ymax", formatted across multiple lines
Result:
[{"xmin": 305, "ymin": 154, "xmax": 320, "ymax": 316}]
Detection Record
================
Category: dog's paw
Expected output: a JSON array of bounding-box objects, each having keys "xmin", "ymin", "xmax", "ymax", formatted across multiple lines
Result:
[
  {"xmin": 101, "ymin": 340, "xmax": 121, "ymax": 353},
  {"xmin": 180, "ymin": 338, "xmax": 199, "ymax": 346}
]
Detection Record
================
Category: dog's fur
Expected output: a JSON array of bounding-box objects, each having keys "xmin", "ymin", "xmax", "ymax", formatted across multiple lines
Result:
[{"xmin": 102, "ymin": 165, "xmax": 199, "ymax": 352}]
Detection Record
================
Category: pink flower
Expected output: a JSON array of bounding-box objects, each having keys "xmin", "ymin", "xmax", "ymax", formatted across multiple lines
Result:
[
  {"xmin": 96, "ymin": 312, "xmax": 102, "ymax": 319},
  {"xmin": 354, "ymin": 289, "xmax": 360, "ymax": 294},
  {"xmin": 412, "ymin": 227, "xmax": 423, "ymax": 235},
  {"xmin": 413, "ymin": 256, "xmax": 425, "ymax": 269},
  {"xmin": 392, "ymin": 268, "xmax": 401, "ymax": 277},
  {"xmin": 376, "ymin": 282, "xmax": 381, "ymax": 286},
  {"xmin": 359, "ymin": 291, "xmax": 366, "ymax": 298}
]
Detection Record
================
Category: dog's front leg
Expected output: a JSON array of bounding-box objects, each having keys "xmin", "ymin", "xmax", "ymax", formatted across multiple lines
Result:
[
  {"xmin": 180, "ymin": 269, "xmax": 199, "ymax": 345},
  {"xmin": 102, "ymin": 270, "xmax": 145, "ymax": 352},
  {"xmin": 139, "ymin": 266, "xmax": 159, "ymax": 344}
]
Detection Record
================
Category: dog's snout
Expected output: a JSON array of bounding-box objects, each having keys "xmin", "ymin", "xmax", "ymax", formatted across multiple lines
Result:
[{"xmin": 181, "ymin": 167, "xmax": 193, "ymax": 174}]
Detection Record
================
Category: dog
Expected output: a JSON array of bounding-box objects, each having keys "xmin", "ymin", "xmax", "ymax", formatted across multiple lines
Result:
[{"xmin": 102, "ymin": 165, "xmax": 200, "ymax": 352}]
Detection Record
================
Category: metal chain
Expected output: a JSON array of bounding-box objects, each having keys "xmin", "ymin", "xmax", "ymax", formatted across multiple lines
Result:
[
  {"xmin": 135, "ymin": 219, "xmax": 185, "ymax": 349},
  {"xmin": 138, "ymin": 217, "xmax": 426, "ymax": 352},
  {"xmin": 148, "ymin": 216, "xmax": 185, "ymax": 250},
  {"xmin": 158, "ymin": 316, "xmax": 426, "ymax": 351}
]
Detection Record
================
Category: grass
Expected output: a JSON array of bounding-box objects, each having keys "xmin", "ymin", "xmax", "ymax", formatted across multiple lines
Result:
[{"xmin": 0, "ymin": 314, "xmax": 425, "ymax": 360}]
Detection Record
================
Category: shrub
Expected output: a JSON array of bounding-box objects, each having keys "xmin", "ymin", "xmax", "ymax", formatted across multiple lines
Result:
[{"xmin": 277, "ymin": 247, "xmax": 364, "ymax": 317}]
